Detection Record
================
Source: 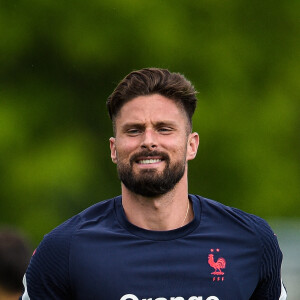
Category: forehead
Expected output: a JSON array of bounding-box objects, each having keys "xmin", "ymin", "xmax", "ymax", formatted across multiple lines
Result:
[{"xmin": 115, "ymin": 94, "xmax": 188, "ymax": 126}]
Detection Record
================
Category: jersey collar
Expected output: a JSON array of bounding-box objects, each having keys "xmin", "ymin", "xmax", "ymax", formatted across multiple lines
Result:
[{"xmin": 114, "ymin": 194, "xmax": 201, "ymax": 241}]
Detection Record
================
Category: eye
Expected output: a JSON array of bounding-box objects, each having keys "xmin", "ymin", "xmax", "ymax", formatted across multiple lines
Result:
[
  {"xmin": 158, "ymin": 127, "xmax": 173, "ymax": 134},
  {"xmin": 126, "ymin": 128, "xmax": 141, "ymax": 136}
]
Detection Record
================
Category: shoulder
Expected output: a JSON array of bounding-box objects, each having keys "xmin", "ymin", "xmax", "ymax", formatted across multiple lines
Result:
[
  {"xmin": 24, "ymin": 197, "xmax": 117, "ymax": 298},
  {"xmin": 41, "ymin": 197, "xmax": 117, "ymax": 246},
  {"xmin": 193, "ymin": 194, "xmax": 279, "ymax": 249},
  {"xmin": 77, "ymin": 197, "xmax": 116, "ymax": 222},
  {"xmin": 33, "ymin": 197, "xmax": 117, "ymax": 267}
]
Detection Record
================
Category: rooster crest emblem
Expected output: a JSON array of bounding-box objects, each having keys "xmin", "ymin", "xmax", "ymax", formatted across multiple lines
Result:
[{"xmin": 208, "ymin": 249, "xmax": 226, "ymax": 276}]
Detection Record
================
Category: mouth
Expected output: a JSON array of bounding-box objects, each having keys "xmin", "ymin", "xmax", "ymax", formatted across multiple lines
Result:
[
  {"xmin": 137, "ymin": 158, "xmax": 163, "ymax": 165},
  {"xmin": 130, "ymin": 151, "xmax": 169, "ymax": 167}
]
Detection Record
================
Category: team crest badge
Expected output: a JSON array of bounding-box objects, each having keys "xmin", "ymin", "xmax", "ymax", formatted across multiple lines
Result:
[{"xmin": 208, "ymin": 248, "xmax": 226, "ymax": 281}]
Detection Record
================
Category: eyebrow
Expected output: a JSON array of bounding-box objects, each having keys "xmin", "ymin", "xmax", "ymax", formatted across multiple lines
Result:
[
  {"xmin": 154, "ymin": 121, "xmax": 178, "ymax": 128},
  {"xmin": 121, "ymin": 121, "xmax": 178, "ymax": 131},
  {"xmin": 121, "ymin": 123, "xmax": 145, "ymax": 131}
]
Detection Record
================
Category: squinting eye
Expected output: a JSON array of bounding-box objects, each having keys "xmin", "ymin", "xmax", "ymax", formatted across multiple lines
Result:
[
  {"xmin": 159, "ymin": 128, "xmax": 172, "ymax": 133},
  {"xmin": 127, "ymin": 129, "xmax": 140, "ymax": 135}
]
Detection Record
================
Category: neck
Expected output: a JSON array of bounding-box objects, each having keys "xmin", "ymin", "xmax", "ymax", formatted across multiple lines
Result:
[{"xmin": 121, "ymin": 176, "xmax": 194, "ymax": 231}]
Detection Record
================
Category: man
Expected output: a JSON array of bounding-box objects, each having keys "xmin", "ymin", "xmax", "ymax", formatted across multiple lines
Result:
[
  {"xmin": 0, "ymin": 228, "xmax": 31, "ymax": 300},
  {"xmin": 21, "ymin": 68, "xmax": 286, "ymax": 299}
]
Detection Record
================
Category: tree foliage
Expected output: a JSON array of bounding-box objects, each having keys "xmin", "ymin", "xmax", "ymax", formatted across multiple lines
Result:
[{"xmin": 0, "ymin": 0, "xmax": 299, "ymax": 244}]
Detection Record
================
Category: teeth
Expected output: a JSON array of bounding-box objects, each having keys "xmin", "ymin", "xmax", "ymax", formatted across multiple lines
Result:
[{"xmin": 138, "ymin": 159, "xmax": 162, "ymax": 164}]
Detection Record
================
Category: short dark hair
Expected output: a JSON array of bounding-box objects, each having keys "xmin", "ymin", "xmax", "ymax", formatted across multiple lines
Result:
[
  {"xmin": 106, "ymin": 68, "xmax": 197, "ymax": 132},
  {"xmin": 0, "ymin": 229, "xmax": 31, "ymax": 293}
]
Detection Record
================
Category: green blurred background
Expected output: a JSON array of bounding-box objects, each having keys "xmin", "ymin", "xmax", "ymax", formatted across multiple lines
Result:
[{"xmin": 0, "ymin": 0, "xmax": 299, "ymax": 292}]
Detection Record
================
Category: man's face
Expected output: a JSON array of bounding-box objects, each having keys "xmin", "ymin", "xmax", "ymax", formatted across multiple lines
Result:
[{"xmin": 109, "ymin": 94, "xmax": 199, "ymax": 197}]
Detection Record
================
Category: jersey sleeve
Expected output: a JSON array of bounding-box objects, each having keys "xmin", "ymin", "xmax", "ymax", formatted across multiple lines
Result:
[
  {"xmin": 21, "ymin": 215, "xmax": 81, "ymax": 300},
  {"xmin": 249, "ymin": 216, "xmax": 287, "ymax": 300}
]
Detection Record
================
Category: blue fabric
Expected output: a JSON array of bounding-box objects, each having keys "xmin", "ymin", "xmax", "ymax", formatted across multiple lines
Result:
[{"xmin": 23, "ymin": 195, "xmax": 284, "ymax": 300}]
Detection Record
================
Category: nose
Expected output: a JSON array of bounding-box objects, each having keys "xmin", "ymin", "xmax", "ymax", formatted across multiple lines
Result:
[{"xmin": 141, "ymin": 128, "xmax": 157, "ymax": 150}]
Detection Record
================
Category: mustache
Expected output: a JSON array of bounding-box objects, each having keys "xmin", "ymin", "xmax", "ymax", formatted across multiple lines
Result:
[{"xmin": 130, "ymin": 150, "xmax": 170, "ymax": 165}]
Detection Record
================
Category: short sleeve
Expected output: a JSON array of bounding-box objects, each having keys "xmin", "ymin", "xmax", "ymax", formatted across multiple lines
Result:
[
  {"xmin": 249, "ymin": 217, "xmax": 287, "ymax": 300},
  {"xmin": 21, "ymin": 215, "xmax": 81, "ymax": 300}
]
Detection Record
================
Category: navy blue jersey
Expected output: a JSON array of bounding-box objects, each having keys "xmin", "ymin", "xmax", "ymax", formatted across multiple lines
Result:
[{"xmin": 21, "ymin": 195, "xmax": 287, "ymax": 300}]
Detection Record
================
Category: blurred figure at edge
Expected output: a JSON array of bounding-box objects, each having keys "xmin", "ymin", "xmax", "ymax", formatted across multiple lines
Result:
[{"xmin": 0, "ymin": 228, "xmax": 31, "ymax": 300}]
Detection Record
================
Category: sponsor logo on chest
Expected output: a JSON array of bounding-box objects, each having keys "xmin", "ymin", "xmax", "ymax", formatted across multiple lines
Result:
[
  {"xmin": 120, "ymin": 248, "xmax": 227, "ymax": 300},
  {"xmin": 120, "ymin": 295, "xmax": 219, "ymax": 300}
]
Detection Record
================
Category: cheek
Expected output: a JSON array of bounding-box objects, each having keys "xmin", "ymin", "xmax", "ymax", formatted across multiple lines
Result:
[
  {"xmin": 115, "ymin": 140, "xmax": 138, "ymax": 161},
  {"xmin": 163, "ymin": 138, "xmax": 188, "ymax": 155}
]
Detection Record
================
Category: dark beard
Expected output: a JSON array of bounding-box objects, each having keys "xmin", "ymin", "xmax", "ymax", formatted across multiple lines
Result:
[{"xmin": 117, "ymin": 151, "xmax": 186, "ymax": 197}]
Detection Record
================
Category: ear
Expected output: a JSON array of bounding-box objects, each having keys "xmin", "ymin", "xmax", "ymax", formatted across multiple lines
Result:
[
  {"xmin": 109, "ymin": 137, "xmax": 117, "ymax": 164},
  {"xmin": 186, "ymin": 132, "xmax": 199, "ymax": 161}
]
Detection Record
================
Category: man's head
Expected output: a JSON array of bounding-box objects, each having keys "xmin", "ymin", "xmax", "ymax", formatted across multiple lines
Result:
[
  {"xmin": 108, "ymin": 68, "xmax": 199, "ymax": 198},
  {"xmin": 107, "ymin": 68, "xmax": 197, "ymax": 134},
  {"xmin": 0, "ymin": 229, "xmax": 31, "ymax": 299}
]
